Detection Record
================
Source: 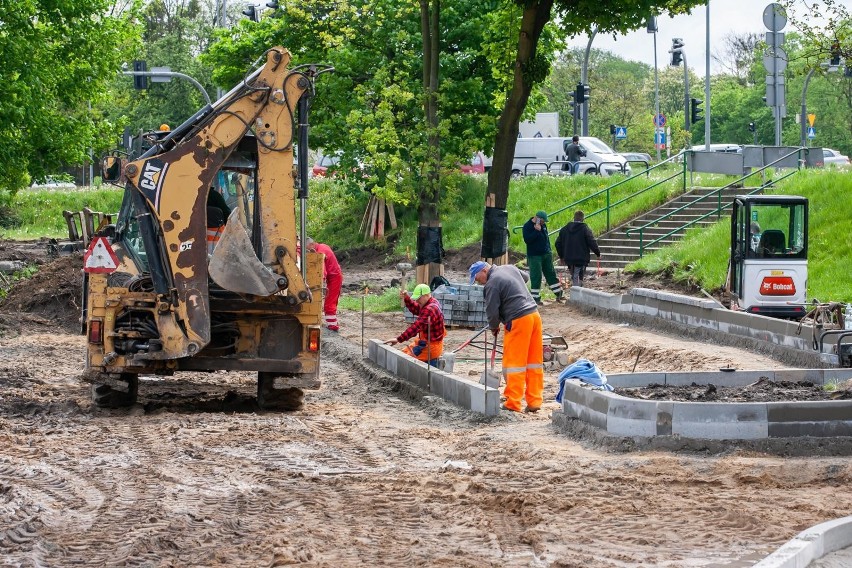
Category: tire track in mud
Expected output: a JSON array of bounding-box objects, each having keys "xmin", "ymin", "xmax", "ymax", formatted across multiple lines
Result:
[{"xmin": 2, "ymin": 332, "xmax": 852, "ymax": 565}]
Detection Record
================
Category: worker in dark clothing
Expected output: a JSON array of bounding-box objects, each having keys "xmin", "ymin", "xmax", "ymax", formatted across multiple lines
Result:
[
  {"xmin": 565, "ymin": 135, "xmax": 585, "ymax": 174},
  {"xmin": 555, "ymin": 210, "xmax": 601, "ymax": 287},
  {"xmin": 522, "ymin": 210, "xmax": 562, "ymax": 305}
]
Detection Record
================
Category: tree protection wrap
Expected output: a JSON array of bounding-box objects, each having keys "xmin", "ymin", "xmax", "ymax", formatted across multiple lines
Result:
[
  {"xmin": 416, "ymin": 225, "xmax": 444, "ymax": 265},
  {"xmin": 480, "ymin": 206, "xmax": 508, "ymax": 258}
]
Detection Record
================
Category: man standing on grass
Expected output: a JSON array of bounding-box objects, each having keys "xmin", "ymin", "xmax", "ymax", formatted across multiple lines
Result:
[
  {"xmin": 522, "ymin": 210, "xmax": 563, "ymax": 305},
  {"xmin": 469, "ymin": 261, "xmax": 543, "ymax": 413},
  {"xmin": 307, "ymin": 238, "xmax": 342, "ymax": 332}
]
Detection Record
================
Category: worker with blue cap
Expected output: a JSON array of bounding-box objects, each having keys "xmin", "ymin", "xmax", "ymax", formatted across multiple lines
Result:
[
  {"xmin": 385, "ymin": 283, "xmax": 446, "ymax": 366},
  {"xmin": 469, "ymin": 260, "xmax": 543, "ymax": 413}
]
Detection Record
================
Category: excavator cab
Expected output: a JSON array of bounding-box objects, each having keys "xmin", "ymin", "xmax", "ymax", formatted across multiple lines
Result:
[{"xmin": 728, "ymin": 195, "xmax": 808, "ymax": 318}]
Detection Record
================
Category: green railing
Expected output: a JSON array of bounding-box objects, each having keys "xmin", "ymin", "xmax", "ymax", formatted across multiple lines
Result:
[
  {"xmin": 510, "ymin": 151, "xmax": 688, "ymax": 236},
  {"xmin": 624, "ymin": 147, "xmax": 806, "ymax": 258}
]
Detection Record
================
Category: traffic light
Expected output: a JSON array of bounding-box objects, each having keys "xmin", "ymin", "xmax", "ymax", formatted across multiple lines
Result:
[
  {"xmin": 575, "ymin": 83, "xmax": 590, "ymax": 103},
  {"xmin": 830, "ymin": 41, "xmax": 841, "ymax": 66},
  {"xmin": 609, "ymin": 124, "xmax": 616, "ymax": 134},
  {"xmin": 132, "ymin": 60, "xmax": 148, "ymax": 90},
  {"xmin": 646, "ymin": 16, "xmax": 658, "ymax": 33},
  {"xmin": 671, "ymin": 38, "xmax": 684, "ymax": 66},
  {"xmin": 690, "ymin": 98, "xmax": 703, "ymax": 125},
  {"xmin": 748, "ymin": 121, "xmax": 756, "ymax": 132},
  {"xmin": 242, "ymin": 4, "xmax": 258, "ymax": 21}
]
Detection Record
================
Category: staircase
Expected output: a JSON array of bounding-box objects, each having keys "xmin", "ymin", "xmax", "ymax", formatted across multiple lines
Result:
[{"xmin": 595, "ymin": 186, "xmax": 751, "ymax": 270}]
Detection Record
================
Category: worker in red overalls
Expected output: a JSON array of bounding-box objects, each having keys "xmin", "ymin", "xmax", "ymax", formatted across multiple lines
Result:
[{"xmin": 306, "ymin": 238, "xmax": 342, "ymax": 332}]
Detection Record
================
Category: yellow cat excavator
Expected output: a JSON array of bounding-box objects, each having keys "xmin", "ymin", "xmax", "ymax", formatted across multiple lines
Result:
[{"xmin": 84, "ymin": 47, "xmax": 331, "ymax": 410}]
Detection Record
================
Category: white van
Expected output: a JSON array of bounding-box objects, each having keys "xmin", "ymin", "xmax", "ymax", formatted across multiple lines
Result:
[{"xmin": 511, "ymin": 136, "xmax": 630, "ymax": 177}]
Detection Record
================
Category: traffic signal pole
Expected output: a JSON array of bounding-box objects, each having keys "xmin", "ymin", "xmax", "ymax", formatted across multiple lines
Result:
[{"xmin": 581, "ymin": 28, "xmax": 597, "ymax": 136}]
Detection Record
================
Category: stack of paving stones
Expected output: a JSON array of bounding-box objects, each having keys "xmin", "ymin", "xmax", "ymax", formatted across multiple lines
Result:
[{"xmin": 405, "ymin": 283, "xmax": 487, "ymax": 329}]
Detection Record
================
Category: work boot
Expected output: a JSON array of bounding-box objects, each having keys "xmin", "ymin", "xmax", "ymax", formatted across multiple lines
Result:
[
  {"xmin": 500, "ymin": 403, "xmax": 520, "ymax": 412},
  {"xmin": 535, "ymin": 299, "xmax": 544, "ymax": 306},
  {"xmin": 524, "ymin": 406, "xmax": 540, "ymax": 414},
  {"xmin": 555, "ymin": 291, "xmax": 563, "ymax": 302}
]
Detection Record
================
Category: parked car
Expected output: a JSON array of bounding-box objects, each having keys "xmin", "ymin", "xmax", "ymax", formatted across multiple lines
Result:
[
  {"xmin": 619, "ymin": 151, "xmax": 652, "ymax": 165},
  {"xmin": 460, "ymin": 152, "xmax": 487, "ymax": 174},
  {"xmin": 511, "ymin": 136, "xmax": 630, "ymax": 177},
  {"xmin": 822, "ymin": 148, "xmax": 850, "ymax": 167},
  {"xmin": 311, "ymin": 154, "xmax": 340, "ymax": 178},
  {"xmin": 690, "ymin": 143, "xmax": 742, "ymax": 153},
  {"xmin": 30, "ymin": 175, "xmax": 76, "ymax": 189}
]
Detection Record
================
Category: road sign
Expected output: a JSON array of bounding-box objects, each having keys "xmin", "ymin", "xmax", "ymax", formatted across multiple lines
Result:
[
  {"xmin": 83, "ymin": 237, "xmax": 119, "ymax": 274},
  {"xmin": 807, "ymin": 113, "xmax": 816, "ymax": 127},
  {"xmin": 763, "ymin": 3, "xmax": 787, "ymax": 31},
  {"xmin": 807, "ymin": 126, "xmax": 816, "ymax": 139},
  {"xmin": 654, "ymin": 129, "xmax": 666, "ymax": 149},
  {"xmin": 615, "ymin": 126, "xmax": 627, "ymax": 140},
  {"xmin": 763, "ymin": 48, "xmax": 787, "ymax": 73},
  {"xmin": 653, "ymin": 113, "xmax": 666, "ymax": 127}
]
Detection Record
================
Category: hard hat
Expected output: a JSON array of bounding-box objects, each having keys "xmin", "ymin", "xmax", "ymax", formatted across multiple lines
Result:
[
  {"xmin": 159, "ymin": 124, "xmax": 170, "ymax": 131},
  {"xmin": 411, "ymin": 283, "xmax": 432, "ymax": 299}
]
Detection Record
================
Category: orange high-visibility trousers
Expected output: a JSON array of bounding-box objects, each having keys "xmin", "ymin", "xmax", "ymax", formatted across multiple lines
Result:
[
  {"xmin": 402, "ymin": 338, "xmax": 445, "ymax": 364},
  {"xmin": 501, "ymin": 311, "xmax": 543, "ymax": 412}
]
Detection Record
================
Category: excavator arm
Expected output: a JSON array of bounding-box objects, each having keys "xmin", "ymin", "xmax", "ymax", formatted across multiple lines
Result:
[{"xmin": 119, "ymin": 47, "xmax": 311, "ymax": 359}]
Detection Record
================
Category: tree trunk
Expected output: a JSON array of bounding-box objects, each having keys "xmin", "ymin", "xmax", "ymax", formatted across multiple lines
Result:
[
  {"xmin": 481, "ymin": 0, "xmax": 553, "ymax": 265},
  {"xmin": 416, "ymin": 0, "xmax": 445, "ymax": 285}
]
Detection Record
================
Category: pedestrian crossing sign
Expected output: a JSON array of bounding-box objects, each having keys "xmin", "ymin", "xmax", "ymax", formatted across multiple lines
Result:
[{"xmin": 615, "ymin": 127, "xmax": 627, "ymax": 140}]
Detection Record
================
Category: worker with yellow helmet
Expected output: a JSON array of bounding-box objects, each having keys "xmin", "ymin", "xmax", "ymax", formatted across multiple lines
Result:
[{"xmin": 385, "ymin": 283, "xmax": 445, "ymax": 366}]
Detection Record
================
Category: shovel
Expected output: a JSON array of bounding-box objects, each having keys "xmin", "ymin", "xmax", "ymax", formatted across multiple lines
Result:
[{"xmin": 480, "ymin": 332, "xmax": 500, "ymax": 389}]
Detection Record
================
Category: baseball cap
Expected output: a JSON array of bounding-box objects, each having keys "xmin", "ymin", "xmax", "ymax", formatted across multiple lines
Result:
[
  {"xmin": 468, "ymin": 261, "xmax": 488, "ymax": 285},
  {"xmin": 411, "ymin": 283, "xmax": 432, "ymax": 299},
  {"xmin": 535, "ymin": 211, "xmax": 548, "ymax": 222}
]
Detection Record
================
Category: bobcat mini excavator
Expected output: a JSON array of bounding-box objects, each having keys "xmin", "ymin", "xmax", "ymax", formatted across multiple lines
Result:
[{"xmin": 84, "ymin": 47, "xmax": 330, "ymax": 411}]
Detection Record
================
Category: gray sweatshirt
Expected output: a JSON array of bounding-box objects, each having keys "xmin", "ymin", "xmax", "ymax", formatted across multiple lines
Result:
[{"xmin": 483, "ymin": 265, "xmax": 537, "ymax": 330}]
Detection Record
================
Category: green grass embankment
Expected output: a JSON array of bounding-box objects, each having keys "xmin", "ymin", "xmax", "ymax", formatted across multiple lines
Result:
[
  {"xmin": 308, "ymin": 167, "xmax": 697, "ymax": 254},
  {"xmin": 631, "ymin": 169, "xmax": 852, "ymax": 302},
  {"xmin": 6, "ymin": 167, "xmax": 846, "ymax": 303},
  {"xmin": 0, "ymin": 188, "xmax": 123, "ymax": 239}
]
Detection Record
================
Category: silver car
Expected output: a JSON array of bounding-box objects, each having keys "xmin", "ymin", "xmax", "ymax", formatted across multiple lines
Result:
[{"xmin": 823, "ymin": 148, "xmax": 850, "ymax": 167}]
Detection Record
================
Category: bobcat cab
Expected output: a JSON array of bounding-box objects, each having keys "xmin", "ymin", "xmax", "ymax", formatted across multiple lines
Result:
[{"xmin": 728, "ymin": 195, "xmax": 808, "ymax": 318}]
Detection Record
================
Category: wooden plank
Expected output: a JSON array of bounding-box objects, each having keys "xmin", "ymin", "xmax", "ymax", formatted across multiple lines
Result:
[
  {"xmin": 359, "ymin": 195, "xmax": 374, "ymax": 235},
  {"xmin": 386, "ymin": 201, "xmax": 397, "ymax": 229},
  {"xmin": 367, "ymin": 197, "xmax": 378, "ymax": 238},
  {"xmin": 377, "ymin": 198, "xmax": 385, "ymax": 237}
]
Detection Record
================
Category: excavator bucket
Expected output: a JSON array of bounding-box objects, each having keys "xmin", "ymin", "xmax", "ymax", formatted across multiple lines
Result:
[{"xmin": 209, "ymin": 210, "xmax": 282, "ymax": 296}]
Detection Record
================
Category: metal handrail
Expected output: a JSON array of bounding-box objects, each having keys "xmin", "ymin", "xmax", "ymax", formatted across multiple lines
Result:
[
  {"xmin": 624, "ymin": 147, "xmax": 806, "ymax": 257},
  {"xmin": 511, "ymin": 151, "xmax": 687, "ymax": 235}
]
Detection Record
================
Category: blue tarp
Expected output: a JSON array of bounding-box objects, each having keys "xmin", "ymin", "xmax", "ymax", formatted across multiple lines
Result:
[{"xmin": 555, "ymin": 359, "xmax": 613, "ymax": 403}]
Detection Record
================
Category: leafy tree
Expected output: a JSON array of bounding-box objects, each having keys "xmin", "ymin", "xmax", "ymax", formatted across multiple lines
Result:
[
  {"xmin": 0, "ymin": 0, "xmax": 138, "ymax": 194},
  {"xmin": 204, "ymin": 0, "xmax": 508, "ymax": 273},
  {"xmin": 483, "ymin": 0, "xmax": 707, "ymax": 261}
]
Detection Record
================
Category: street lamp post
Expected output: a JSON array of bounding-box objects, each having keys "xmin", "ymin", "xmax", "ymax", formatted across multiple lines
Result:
[
  {"xmin": 581, "ymin": 28, "xmax": 597, "ymax": 136},
  {"xmin": 704, "ymin": 0, "xmax": 711, "ymax": 150},
  {"xmin": 647, "ymin": 17, "xmax": 660, "ymax": 161}
]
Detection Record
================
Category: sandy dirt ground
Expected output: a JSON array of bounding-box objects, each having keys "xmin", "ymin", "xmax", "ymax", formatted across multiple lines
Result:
[{"xmin": 2, "ymin": 249, "xmax": 852, "ymax": 566}]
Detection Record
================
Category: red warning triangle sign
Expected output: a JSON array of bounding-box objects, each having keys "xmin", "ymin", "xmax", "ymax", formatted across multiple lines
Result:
[{"xmin": 83, "ymin": 236, "xmax": 120, "ymax": 273}]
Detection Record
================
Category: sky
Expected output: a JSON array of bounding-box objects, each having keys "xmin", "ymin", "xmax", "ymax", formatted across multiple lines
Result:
[{"xmin": 565, "ymin": 0, "xmax": 819, "ymax": 77}]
